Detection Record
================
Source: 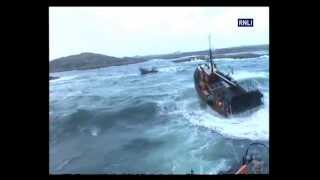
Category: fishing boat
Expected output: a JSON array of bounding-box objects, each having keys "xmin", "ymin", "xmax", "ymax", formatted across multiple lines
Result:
[
  {"xmin": 193, "ymin": 36, "xmax": 263, "ymax": 117},
  {"xmin": 139, "ymin": 67, "xmax": 158, "ymax": 75},
  {"xmin": 49, "ymin": 76, "xmax": 59, "ymax": 80}
]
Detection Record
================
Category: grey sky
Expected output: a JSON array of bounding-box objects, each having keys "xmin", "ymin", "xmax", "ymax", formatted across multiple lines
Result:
[{"xmin": 49, "ymin": 7, "xmax": 269, "ymax": 60}]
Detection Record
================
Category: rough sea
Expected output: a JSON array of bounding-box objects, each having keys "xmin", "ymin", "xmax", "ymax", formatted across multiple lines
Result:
[{"xmin": 49, "ymin": 52, "xmax": 269, "ymax": 174}]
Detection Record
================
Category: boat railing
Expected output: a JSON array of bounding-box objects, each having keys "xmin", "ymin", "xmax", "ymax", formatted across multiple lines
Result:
[{"xmin": 208, "ymin": 81, "xmax": 230, "ymax": 93}]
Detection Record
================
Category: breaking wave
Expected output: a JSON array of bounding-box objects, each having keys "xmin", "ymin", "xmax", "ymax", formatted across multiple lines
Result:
[{"xmin": 50, "ymin": 52, "xmax": 269, "ymax": 174}]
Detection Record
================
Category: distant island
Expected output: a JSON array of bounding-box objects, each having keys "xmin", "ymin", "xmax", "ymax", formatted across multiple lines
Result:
[
  {"xmin": 49, "ymin": 53, "xmax": 148, "ymax": 73},
  {"xmin": 49, "ymin": 44, "xmax": 268, "ymax": 73},
  {"xmin": 140, "ymin": 44, "xmax": 268, "ymax": 60},
  {"xmin": 172, "ymin": 52, "xmax": 265, "ymax": 63}
]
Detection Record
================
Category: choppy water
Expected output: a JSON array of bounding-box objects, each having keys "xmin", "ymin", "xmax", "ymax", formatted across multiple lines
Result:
[{"xmin": 49, "ymin": 53, "xmax": 269, "ymax": 174}]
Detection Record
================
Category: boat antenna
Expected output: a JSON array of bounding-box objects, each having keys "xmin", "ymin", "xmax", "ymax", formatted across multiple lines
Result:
[{"xmin": 208, "ymin": 34, "xmax": 216, "ymax": 73}]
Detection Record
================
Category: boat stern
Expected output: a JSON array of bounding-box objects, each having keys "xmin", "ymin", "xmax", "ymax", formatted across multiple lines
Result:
[{"xmin": 230, "ymin": 90, "xmax": 263, "ymax": 114}]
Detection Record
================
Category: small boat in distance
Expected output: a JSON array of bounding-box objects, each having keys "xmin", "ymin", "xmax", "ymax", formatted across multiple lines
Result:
[
  {"xmin": 49, "ymin": 76, "xmax": 59, "ymax": 80},
  {"xmin": 193, "ymin": 35, "xmax": 263, "ymax": 117},
  {"xmin": 139, "ymin": 67, "xmax": 158, "ymax": 75}
]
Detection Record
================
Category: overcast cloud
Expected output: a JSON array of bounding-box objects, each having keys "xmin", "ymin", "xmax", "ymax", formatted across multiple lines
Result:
[{"xmin": 49, "ymin": 7, "xmax": 269, "ymax": 60}]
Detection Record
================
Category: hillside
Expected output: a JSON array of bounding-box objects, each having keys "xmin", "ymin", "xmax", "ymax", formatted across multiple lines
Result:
[
  {"xmin": 49, "ymin": 44, "xmax": 268, "ymax": 73},
  {"xmin": 49, "ymin": 53, "xmax": 147, "ymax": 73}
]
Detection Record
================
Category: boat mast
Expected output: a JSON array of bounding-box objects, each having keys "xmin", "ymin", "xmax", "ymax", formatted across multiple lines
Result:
[{"xmin": 208, "ymin": 34, "xmax": 216, "ymax": 73}]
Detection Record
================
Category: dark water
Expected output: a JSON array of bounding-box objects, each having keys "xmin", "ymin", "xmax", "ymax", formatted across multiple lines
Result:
[{"xmin": 49, "ymin": 53, "xmax": 269, "ymax": 174}]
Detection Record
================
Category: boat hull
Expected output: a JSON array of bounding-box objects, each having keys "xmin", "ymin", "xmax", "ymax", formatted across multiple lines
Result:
[{"xmin": 193, "ymin": 67, "xmax": 263, "ymax": 117}]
